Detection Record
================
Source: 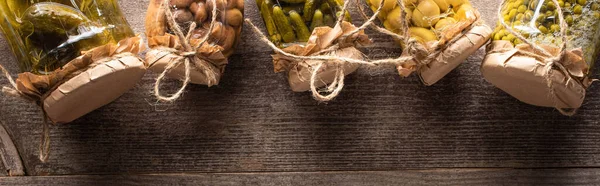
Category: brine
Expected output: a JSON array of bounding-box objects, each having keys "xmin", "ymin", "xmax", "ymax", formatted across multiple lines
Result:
[{"xmin": 0, "ymin": 0, "xmax": 135, "ymax": 74}]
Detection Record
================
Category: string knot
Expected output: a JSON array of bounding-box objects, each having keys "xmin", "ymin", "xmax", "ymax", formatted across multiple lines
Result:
[{"xmin": 153, "ymin": 0, "xmax": 220, "ymax": 102}]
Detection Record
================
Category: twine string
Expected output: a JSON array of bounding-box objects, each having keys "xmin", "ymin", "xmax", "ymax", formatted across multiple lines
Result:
[
  {"xmin": 153, "ymin": 0, "xmax": 219, "ymax": 102},
  {"xmin": 245, "ymin": 0, "xmax": 420, "ymax": 101},
  {"xmin": 497, "ymin": 0, "xmax": 576, "ymax": 115},
  {"xmin": 1, "ymin": 64, "xmax": 52, "ymax": 162}
]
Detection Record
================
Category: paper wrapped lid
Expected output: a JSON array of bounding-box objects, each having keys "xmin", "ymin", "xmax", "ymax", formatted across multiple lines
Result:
[
  {"xmin": 481, "ymin": 40, "xmax": 591, "ymax": 108},
  {"xmin": 146, "ymin": 34, "xmax": 227, "ymax": 85},
  {"xmin": 14, "ymin": 37, "xmax": 146, "ymax": 123},
  {"xmin": 288, "ymin": 47, "xmax": 363, "ymax": 92},
  {"xmin": 418, "ymin": 24, "xmax": 492, "ymax": 85},
  {"xmin": 44, "ymin": 56, "xmax": 146, "ymax": 123},
  {"xmin": 272, "ymin": 22, "xmax": 371, "ymax": 92}
]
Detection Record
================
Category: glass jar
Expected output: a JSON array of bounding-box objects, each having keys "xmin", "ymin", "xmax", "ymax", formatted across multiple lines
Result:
[
  {"xmin": 365, "ymin": 0, "xmax": 477, "ymax": 45},
  {"xmin": 492, "ymin": 0, "xmax": 600, "ymax": 66},
  {"xmin": 0, "ymin": 0, "xmax": 135, "ymax": 74},
  {"xmin": 255, "ymin": 0, "xmax": 350, "ymax": 47},
  {"xmin": 154, "ymin": 0, "xmax": 245, "ymax": 57}
]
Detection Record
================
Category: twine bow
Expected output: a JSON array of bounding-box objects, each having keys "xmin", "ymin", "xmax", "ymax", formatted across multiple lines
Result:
[
  {"xmin": 247, "ymin": 0, "xmax": 417, "ymax": 101},
  {"xmin": 357, "ymin": 0, "xmax": 487, "ymax": 77},
  {"xmin": 153, "ymin": 0, "xmax": 220, "ymax": 102},
  {"xmin": 1, "ymin": 43, "xmax": 139, "ymax": 162},
  {"xmin": 496, "ymin": 0, "xmax": 582, "ymax": 115}
]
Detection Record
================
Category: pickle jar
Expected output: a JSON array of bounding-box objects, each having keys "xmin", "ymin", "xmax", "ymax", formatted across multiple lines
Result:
[
  {"xmin": 0, "ymin": 0, "xmax": 135, "ymax": 74},
  {"xmin": 255, "ymin": 0, "xmax": 350, "ymax": 46},
  {"xmin": 491, "ymin": 0, "xmax": 600, "ymax": 66},
  {"xmin": 146, "ymin": 0, "xmax": 245, "ymax": 57},
  {"xmin": 481, "ymin": 0, "xmax": 600, "ymax": 109},
  {"xmin": 365, "ymin": 0, "xmax": 478, "ymax": 46}
]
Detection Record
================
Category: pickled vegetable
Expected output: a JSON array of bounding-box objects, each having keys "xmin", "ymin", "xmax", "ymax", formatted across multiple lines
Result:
[
  {"xmin": 289, "ymin": 10, "xmax": 311, "ymax": 41},
  {"xmin": 256, "ymin": 0, "xmax": 351, "ymax": 45},
  {"xmin": 0, "ymin": 0, "xmax": 134, "ymax": 74},
  {"xmin": 366, "ymin": 0, "xmax": 476, "ymax": 45},
  {"xmin": 168, "ymin": 0, "xmax": 244, "ymax": 56},
  {"xmin": 273, "ymin": 6, "xmax": 297, "ymax": 43},
  {"xmin": 491, "ymin": 0, "xmax": 600, "ymax": 66}
]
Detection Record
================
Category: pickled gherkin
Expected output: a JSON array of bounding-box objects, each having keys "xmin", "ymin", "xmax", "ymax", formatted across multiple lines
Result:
[
  {"xmin": 0, "ymin": 0, "xmax": 134, "ymax": 74},
  {"xmin": 256, "ymin": 0, "xmax": 351, "ymax": 45},
  {"xmin": 492, "ymin": 0, "xmax": 600, "ymax": 66}
]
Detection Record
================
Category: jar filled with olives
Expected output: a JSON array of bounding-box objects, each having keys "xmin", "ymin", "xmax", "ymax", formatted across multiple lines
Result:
[
  {"xmin": 0, "ymin": 1, "xmax": 146, "ymax": 123},
  {"xmin": 364, "ymin": 0, "xmax": 491, "ymax": 85},
  {"xmin": 145, "ymin": 0, "xmax": 244, "ymax": 90},
  {"xmin": 482, "ymin": 0, "xmax": 599, "ymax": 111}
]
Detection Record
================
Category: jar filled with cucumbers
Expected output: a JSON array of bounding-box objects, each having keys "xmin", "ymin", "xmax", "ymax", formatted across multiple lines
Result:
[
  {"xmin": 0, "ymin": 0, "xmax": 134, "ymax": 74},
  {"xmin": 365, "ymin": 0, "xmax": 476, "ymax": 44},
  {"xmin": 256, "ymin": 0, "xmax": 351, "ymax": 46},
  {"xmin": 492, "ymin": 0, "xmax": 600, "ymax": 66},
  {"xmin": 167, "ymin": 0, "xmax": 244, "ymax": 56}
]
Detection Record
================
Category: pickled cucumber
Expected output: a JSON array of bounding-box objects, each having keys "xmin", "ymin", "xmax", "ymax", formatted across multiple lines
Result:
[
  {"xmin": 289, "ymin": 10, "xmax": 311, "ymax": 41},
  {"xmin": 310, "ymin": 9, "xmax": 324, "ymax": 30},
  {"xmin": 272, "ymin": 6, "xmax": 297, "ymax": 43},
  {"xmin": 303, "ymin": 0, "xmax": 319, "ymax": 21},
  {"xmin": 20, "ymin": 2, "xmax": 90, "ymax": 36},
  {"xmin": 256, "ymin": 0, "xmax": 345, "ymax": 44},
  {"xmin": 260, "ymin": 0, "xmax": 281, "ymax": 43}
]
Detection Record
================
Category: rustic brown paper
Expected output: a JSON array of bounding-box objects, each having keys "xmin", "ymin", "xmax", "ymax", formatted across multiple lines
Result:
[
  {"xmin": 145, "ymin": 0, "xmax": 227, "ymax": 85},
  {"xmin": 145, "ymin": 35, "xmax": 227, "ymax": 85},
  {"xmin": 395, "ymin": 10, "xmax": 491, "ymax": 86},
  {"xmin": 481, "ymin": 40, "xmax": 591, "ymax": 108},
  {"xmin": 271, "ymin": 22, "xmax": 371, "ymax": 92},
  {"xmin": 15, "ymin": 36, "xmax": 146, "ymax": 123},
  {"xmin": 419, "ymin": 24, "xmax": 492, "ymax": 85}
]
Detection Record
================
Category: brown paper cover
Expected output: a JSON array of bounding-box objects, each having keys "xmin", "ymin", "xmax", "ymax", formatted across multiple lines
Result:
[
  {"xmin": 144, "ymin": 0, "xmax": 227, "ymax": 85},
  {"xmin": 396, "ymin": 10, "xmax": 491, "ymax": 86},
  {"xmin": 419, "ymin": 24, "xmax": 492, "ymax": 85},
  {"xmin": 15, "ymin": 36, "xmax": 146, "ymax": 123},
  {"xmin": 481, "ymin": 40, "xmax": 591, "ymax": 108},
  {"xmin": 145, "ymin": 35, "xmax": 227, "ymax": 85},
  {"xmin": 272, "ymin": 22, "xmax": 371, "ymax": 92}
]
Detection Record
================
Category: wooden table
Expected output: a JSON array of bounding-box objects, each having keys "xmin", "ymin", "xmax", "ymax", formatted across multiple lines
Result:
[{"xmin": 2, "ymin": 0, "xmax": 600, "ymax": 185}]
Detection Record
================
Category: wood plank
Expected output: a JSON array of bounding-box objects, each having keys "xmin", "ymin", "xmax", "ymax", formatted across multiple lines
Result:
[
  {"xmin": 2, "ymin": 169, "xmax": 600, "ymax": 185},
  {"xmin": 0, "ymin": 121, "xmax": 23, "ymax": 176},
  {"xmin": 2, "ymin": 0, "xmax": 600, "ymax": 176}
]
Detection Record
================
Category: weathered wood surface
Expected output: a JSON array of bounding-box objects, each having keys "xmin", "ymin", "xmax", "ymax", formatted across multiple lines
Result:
[
  {"xmin": 2, "ymin": 0, "xmax": 600, "ymax": 176},
  {"xmin": 3, "ymin": 169, "xmax": 600, "ymax": 185}
]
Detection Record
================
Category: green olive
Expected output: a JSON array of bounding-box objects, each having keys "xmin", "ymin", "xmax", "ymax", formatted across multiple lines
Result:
[
  {"xmin": 574, "ymin": 5, "xmax": 582, "ymax": 14},
  {"xmin": 524, "ymin": 10, "xmax": 533, "ymax": 20},
  {"xmin": 517, "ymin": 5, "xmax": 527, "ymax": 13},
  {"xmin": 592, "ymin": 3, "xmax": 600, "ymax": 10},
  {"xmin": 546, "ymin": 1, "xmax": 556, "ymax": 10},
  {"xmin": 565, "ymin": 15, "xmax": 573, "ymax": 25},
  {"xmin": 538, "ymin": 25, "xmax": 548, "ymax": 33},
  {"xmin": 509, "ymin": 9, "xmax": 518, "ymax": 19},
  {"xmin": 577, "ymin": 0, "xmax": 586, "ymax": 5},
  {"xmin": 550, "ymin": 24, "xmax": 560, "ymax": 33}
]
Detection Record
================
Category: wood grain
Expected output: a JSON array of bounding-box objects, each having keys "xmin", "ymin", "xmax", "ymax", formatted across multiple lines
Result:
[
  {"xmin": 2, "ymin": 0, "xmax": 600, "ymax": 176},
  {"xmin": 2, "ymin": 169, "xmax": 600, "ymax": 185},
  {"xmin": 0, "ymin": 121, "xmax": 23, "ymax": 176}
]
